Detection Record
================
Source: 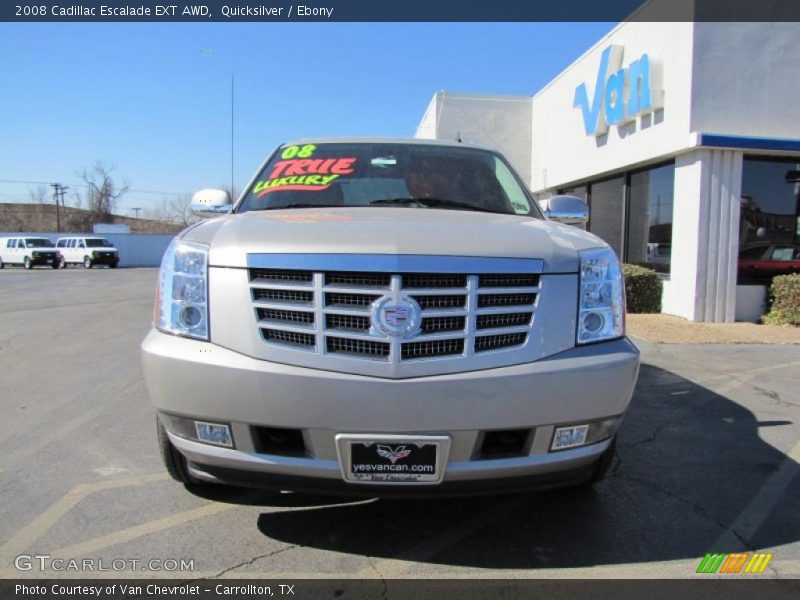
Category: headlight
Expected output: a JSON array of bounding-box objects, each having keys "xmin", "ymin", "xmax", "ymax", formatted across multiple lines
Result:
[
  {"xmin": 155, "ymin": 239, "xmax": 209, "ymax": 340},
  {"xmin": 577, "ymin": 247, "xmax": 624, "ymax": 344}
]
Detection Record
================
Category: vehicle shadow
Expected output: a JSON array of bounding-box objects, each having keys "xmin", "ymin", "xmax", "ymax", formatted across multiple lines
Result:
[{"xmin": 196, "ymin": 363, "xmax": 800, "ymax": 568}]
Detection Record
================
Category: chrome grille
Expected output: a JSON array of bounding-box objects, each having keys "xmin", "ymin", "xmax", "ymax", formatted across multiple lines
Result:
[
  {"xmin": 261, "ymin": 328, "xmax": 315, "ymax": 347},
  {"xmin": 475, "ymin": 332, "xmax": 527, "ymax": 352},
  {"xmin": 477, "ymin": 293, "xmax": 537, "ymax": 308},
  {"xmin": 412, "ymin": 294, "xmax": 467, "ymax": 310},
  {"xmin": 325, "ymin": 272, "xmax": 390, "ymax": 288},
  {"xmin": 251, "ymin": 269, "xmax": 313, "ymax": 285},
  {"xmin": 247, "ymin": 260, "xmax": 540, "ymax": 365},
  {"xmin": 479, "ymin": 274, "xmax": 539, "ymax": 288},
  {"xmin": 421, "ymin": 316, "xmax": 466, "ymax": 334},
  {"xmin": 326, "ymin": 314, "xmax": 370, "ymax": 332},
  {"xmin": 325, "ymin": 292, "xmax": 381, "ymax": 308},
  {"xmin": 257, "ymin": 308, "xmax": 314, "ymax": 326},
  {"xmin": 402, "ymin": 339, "xmax": 465, "ymax": 360},
  {"xmin": 476, "ymin": 312, "xmax": 532, "ymax": 329},
  {"xmin": 253, "ymin": 288, "xmax": 313, "ymax": 305},
  {"xmin": 327, "ymin": 337, "xmax": 390, "ymax": 358},
  {"xmin": 403, "ymin": 274, "xmax": 468, "ymax": 289}
]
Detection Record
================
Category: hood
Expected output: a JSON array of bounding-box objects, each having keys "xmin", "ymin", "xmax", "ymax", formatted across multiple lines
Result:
[{"xmin": 185, "ymin": 208, "xmax": 609, "ymax": 273}]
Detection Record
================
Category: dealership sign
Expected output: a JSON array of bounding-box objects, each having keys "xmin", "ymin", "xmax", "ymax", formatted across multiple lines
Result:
[{"xmin": 574, "ymin": 45, "xmax": 663, "ymax": 137}]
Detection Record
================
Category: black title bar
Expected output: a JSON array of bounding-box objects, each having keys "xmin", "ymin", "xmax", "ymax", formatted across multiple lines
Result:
[{"xmin": 3, "ymin": 0, "xmax": 800, "ymax": 22}]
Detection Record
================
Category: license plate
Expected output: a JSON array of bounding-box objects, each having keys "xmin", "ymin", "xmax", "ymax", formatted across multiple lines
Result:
[{"xmin": 336, "ymin": 434, "xmax": 450, "ymax": 484}]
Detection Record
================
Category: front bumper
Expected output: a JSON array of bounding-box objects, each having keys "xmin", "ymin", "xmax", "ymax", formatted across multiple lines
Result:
[
  {"xmin": 91, "ymin": 254, "xmax": 119, "ymax": 265},
  {"xmin": 141, "ymin": 330, "xmax": 639, "ymax": 491},
  {"xmin": 30, "ymin": 255, "xmax": 58, "ymax": 266}
]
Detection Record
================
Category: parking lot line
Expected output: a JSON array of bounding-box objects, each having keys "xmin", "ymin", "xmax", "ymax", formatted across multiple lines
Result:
[
  {"xmin": 711, "ymin": 439, "xmax": 800, "ymax": 553},
  {"xmin": 0, "ymin": 473, "xmax": 167, "ymax": 565},
  {"xmin": 50, "ymin": 501, "xmax": 245, "ymax": 560}
]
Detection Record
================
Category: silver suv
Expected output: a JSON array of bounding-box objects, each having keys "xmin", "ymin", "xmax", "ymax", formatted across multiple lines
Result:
[{"xmin": 141, "ymin": 139, "xmax": 639, "ymax": 496}]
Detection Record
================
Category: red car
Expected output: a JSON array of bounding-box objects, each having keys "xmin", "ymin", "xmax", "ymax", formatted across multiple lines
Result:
[{"xmin": 738, "ymin": 243, "xmax": 800, "ymax": 282}]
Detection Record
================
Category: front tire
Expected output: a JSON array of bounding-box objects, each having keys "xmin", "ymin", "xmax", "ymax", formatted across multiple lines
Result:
[
  {"xmin": 0, "ymin": 257, "xmax": 4, "ymax": 269},
  {"xmin": 83, "ymin": 256, "xmax": 93, "ymax": 269},
  {"xmin": 157, "ymin": 417, "xmax": 202, "ymax": 485},
  {"xmin": 24, "ymin": 257, "xmax": 32, "ymax": 270},
  {"xmin": 110, "ymin": 261, "xmax": 119, "ymax": 269}
]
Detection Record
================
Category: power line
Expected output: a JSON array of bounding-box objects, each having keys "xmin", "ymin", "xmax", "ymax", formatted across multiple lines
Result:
[{"xmin": 0, "ymin": 179, "xmax": 189, "ymax": 197}]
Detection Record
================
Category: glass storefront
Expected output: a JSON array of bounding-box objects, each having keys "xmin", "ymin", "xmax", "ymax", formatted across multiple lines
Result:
[
  {"xmin": 627, "ymin": 163, "xmax": 675, "ymax": 273},
  {"xmin": 588, "ymin": 177, "xmax": 625, "ymax": 259},
  {"xmin": 559, "ymin": 162, "xmax": 675, "ymax": 274},
  {"xmin": 738, "ymin": 156, "xmax": 800, "ymax": 283}
]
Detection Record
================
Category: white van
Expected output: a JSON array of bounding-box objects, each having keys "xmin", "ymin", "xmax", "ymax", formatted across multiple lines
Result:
[
  {"xmin": 0, "ymin": 236, "xmax": 59, "ymax": 269},
  {"xmin": 55, "ymin": 236, "xmax": 119, "ymax": 269}
]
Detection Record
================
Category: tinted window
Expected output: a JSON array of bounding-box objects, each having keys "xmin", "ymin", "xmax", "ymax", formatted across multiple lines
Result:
[
  {"xmin": 739, "ymin": 246, "xmax": 768, "ymax": 259},
  {"xmin": 85, "ymin": 239, "xmax": 113, "ymax": 248},
  {"xmin": 588, "ymin": 176, "xmax": 625, "ymax": 259},
  {"xmin": 238, "ymin": 142, "xmax": 539, "ymax": 217},
  {"xmin": 6, "ymin": 239, "xmax": 15, "ymax": 248},
  {"xmin": 25, "ymin": 238, "xmax": 51, "ymax": 248},
  {"xmin": 627, "ymin": 164, "xmax": 674, "ymax": 274},
  {"xmin": 770, "ymin": 246, "xmax": 797, "ymax": 261}
]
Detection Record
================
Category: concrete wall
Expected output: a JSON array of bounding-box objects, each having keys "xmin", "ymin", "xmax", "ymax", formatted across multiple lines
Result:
[
  {"xmin": 691, "ymin": 22, "xmax": 800, "ymax": 140},
  {"xmin": 529, "ymin": 21, "xmax": 695, "ymax": 192},
  {"xmin": 415, "ymin": 92, "xmax": 533, "ymax": 184},
  {"xmin": 14, "ymin": 232, "xmax": 175, "ymax": 267}
]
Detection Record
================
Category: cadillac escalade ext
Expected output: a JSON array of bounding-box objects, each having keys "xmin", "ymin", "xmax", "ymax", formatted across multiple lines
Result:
[{"xmin": 141, "ymin": 139, "xmax": 640, "ymax": 496}]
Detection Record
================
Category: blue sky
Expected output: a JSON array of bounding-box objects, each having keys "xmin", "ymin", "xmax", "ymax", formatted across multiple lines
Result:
[{"xmin": 0, "ymin": 22, "xmax": 615, "ymax": 214}]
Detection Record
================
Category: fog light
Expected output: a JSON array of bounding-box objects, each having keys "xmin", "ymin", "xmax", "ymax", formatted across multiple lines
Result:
[
  {"xmin": 551, "ymin": 425, "xmax": 589, "ymax": 450},
  {"xmin": 179, "ymin": 305, "xmax": 204, "ymax": 329},
  {"xmin": 583, "ymin": 312, "xmax": 604, "ymax": 334},
  {"xmin": 195, "ymin": 421, "xmax": 233, "ymax": 447},
  {"xmin": 550, "ymin": 417, "xmax": 622, "ymax": 451}
]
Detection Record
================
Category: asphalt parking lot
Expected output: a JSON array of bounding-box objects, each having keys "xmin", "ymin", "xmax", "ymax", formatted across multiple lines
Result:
[{"xmin": 0, "ymin": 267, "xmax": 798, "ymax": 580}]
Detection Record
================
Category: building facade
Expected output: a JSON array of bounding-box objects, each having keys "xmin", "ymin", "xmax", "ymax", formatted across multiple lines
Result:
[{"xmin": 416, "ymin": 17, "xmax": 800, "ymax": 322}]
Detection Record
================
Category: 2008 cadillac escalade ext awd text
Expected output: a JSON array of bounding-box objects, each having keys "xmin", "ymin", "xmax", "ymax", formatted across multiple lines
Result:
[{"xmin": 141, "ymin": 139, "xmax": 640, "ymax": 496}]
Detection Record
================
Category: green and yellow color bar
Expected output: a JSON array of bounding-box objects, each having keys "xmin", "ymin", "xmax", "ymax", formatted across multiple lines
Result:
[{"xmin": 697, "ymin": 552, "xmax": 774, "ymax": 574}]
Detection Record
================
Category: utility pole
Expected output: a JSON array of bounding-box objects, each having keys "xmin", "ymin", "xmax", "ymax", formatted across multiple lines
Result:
[
  {"xmin": 131, "ymin": 207, "xmax": 141, "ymax": 219},
  {"xmin": 51, "ymin": 183, "xmax": 62, "ymax": 233}
]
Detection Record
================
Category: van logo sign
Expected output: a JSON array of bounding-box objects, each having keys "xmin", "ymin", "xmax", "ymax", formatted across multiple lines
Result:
[
  {"xmin": 574, "ymin": 45, "xmax": 663, "ymax": 137},
  {"xmin": 372, "ymin": 296, "xmax": 422, "ymax": 338}
]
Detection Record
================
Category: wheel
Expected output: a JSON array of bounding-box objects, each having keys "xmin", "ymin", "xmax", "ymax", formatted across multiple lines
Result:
[
  {"xmin": 110, "ymin": 262, "xmax": 118, "ymax": 269},
  {"xmin": 51, "ymin": 262, "xmax": 59, "ymax": 269},
  {"xmin": 83, "ymin": 256, "xmax": 93, "ymax": 269},
  {"xmin": 59, "ymin": 258, "xmax": 67, "ymax": 269},
  {"xmin": 24, "ymin": 256, "xmax": 32, "ymax": 270},
  {"xmin": 0, "ymin": 257, "xmax": 4, "ymax": 269},
  {"xmin": 157, "ymin": 416, "xmax": 202, "ymax": 485}
]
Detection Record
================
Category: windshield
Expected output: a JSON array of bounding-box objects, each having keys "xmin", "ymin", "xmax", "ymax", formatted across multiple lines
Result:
[
  {"xmin": 85, "ymin": 239, "xmax": 113, "ymax": 248},
  {"xmin": 238, "ymin": 142, "xmax": 540, "ymax": 217},
  {"xmin": 25, "ymin": 238, "xmax": 53, "ymax": 248}
]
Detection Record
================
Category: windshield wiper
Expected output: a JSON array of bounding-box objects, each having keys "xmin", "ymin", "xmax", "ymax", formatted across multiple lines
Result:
[
  {"xmin": 368, "ymin": 198, "xmax": 420, "ymax": 206},
  {"xmin": 262, "ymin": 203, "xmax": 332, "ymax": 210},
  {"xmin": 369, "ymin": 197, "xmax": 502, "ymax": 214}
]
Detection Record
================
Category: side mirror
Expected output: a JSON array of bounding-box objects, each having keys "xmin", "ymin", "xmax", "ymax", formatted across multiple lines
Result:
[
  {"xmin": 543, "ymin": 195, "xmax": 589, "ymax": 226},
  {"xmin": 190, "ymin": 189, "xmax": 233, "ymax": 218}
]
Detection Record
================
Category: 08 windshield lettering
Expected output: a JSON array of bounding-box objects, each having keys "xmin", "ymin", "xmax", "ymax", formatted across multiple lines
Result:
[{"xmin": 238, "ymin": 143, "xmax": 541, "ymax": 218}]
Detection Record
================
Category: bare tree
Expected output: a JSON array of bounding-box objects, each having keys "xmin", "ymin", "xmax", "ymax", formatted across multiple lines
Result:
[
  {"xmin": 29, "ymin": 185, "xmax": 51, "ymax": 204},
  {"xmin": 145, "ymin": 195, "xmax": 197, "ymax": 227},
  {"xmin": 78, "ymin": 162, "xmax": 129, "ymax": 221}
]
